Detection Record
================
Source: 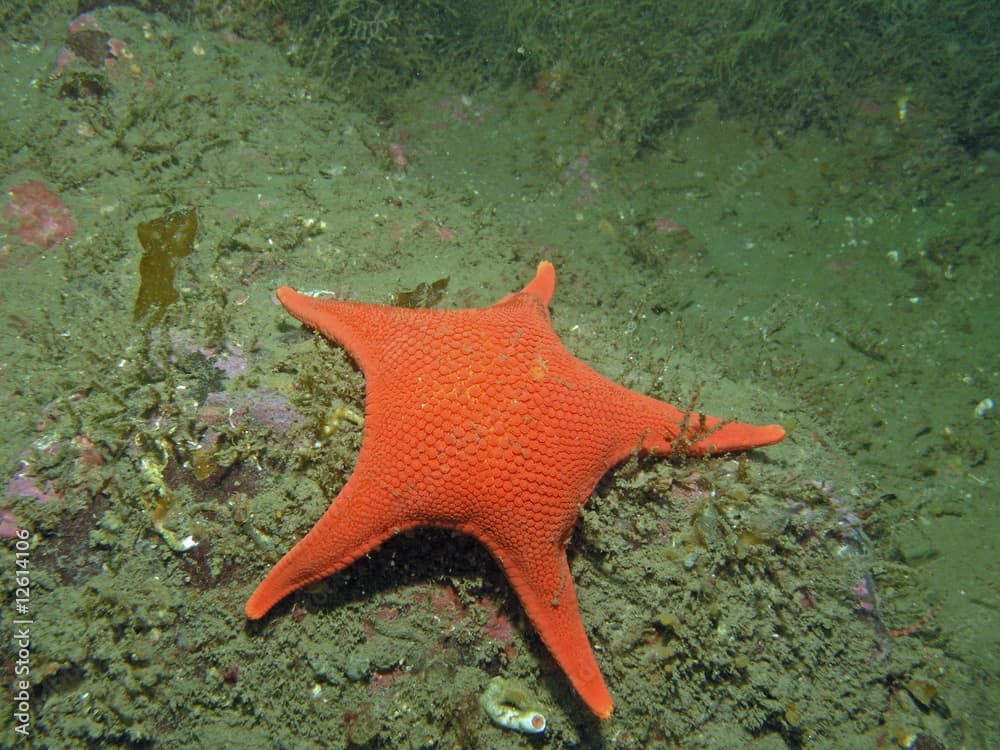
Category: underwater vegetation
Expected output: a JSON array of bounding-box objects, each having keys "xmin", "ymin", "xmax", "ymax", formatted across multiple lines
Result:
[{"xmin": 226, "ymin": 0, "xmax": 999, "ymax": 156}]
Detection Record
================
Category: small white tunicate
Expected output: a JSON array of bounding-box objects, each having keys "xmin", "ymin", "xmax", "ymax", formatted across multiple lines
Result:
[{"xmin": 480, "ymin": 677, "xmax": 546, "ymax": 734}]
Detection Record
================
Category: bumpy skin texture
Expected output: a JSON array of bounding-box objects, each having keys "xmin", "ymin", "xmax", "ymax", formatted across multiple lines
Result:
[{"xmin": 246, "ymin": 261, "xmax": 785, "ymax": 718}]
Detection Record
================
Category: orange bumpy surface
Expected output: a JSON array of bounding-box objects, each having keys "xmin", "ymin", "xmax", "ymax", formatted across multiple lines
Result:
[{"xmin": 246, "ymin": 261, "xmax": 785, "ymax": 718}]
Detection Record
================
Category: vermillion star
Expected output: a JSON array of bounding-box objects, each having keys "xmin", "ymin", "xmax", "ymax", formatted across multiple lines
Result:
[{"xmin": 246, "ymin": 261, "xmax": 785, "ymax": 718}]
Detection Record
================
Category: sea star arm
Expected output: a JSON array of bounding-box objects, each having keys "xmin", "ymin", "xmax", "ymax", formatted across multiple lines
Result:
[
  {"xmin": 245, "ymin": 471, "xmax": 418, "ymax": 619},
  {"xmin": 476, "ymin": 530, "xmax": 615, "ymax": 719},
  {"xmin": 275, "ymin": 289, "xmax": 399, "ymax": 376},
  {"xmin": 520, "ymin": 260, "xmax": 556, "ymax": 305},
  {"xmin": 620, "ymin": 390, "xmax": 786, "ymax": 458}
]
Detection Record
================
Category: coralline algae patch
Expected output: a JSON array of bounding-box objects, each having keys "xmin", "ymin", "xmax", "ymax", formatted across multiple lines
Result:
[{"xmin": 1, "ymin": 180, "xmax": 76, "ymax": 251}]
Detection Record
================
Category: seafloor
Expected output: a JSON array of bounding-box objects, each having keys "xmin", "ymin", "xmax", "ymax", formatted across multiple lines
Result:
[{"xmin": 0, "ymin": 4, "xmax": 997, "ymax": 750}]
